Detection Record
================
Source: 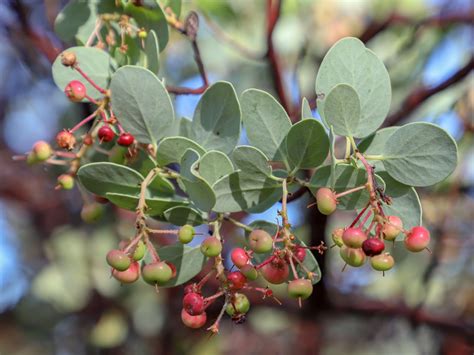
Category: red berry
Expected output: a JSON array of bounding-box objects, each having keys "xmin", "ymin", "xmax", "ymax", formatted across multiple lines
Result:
[
  {"xmin": 382, "ymin": 216, "xmax": 403, "ymax": 241},
  {"xmin": 315, "ymin": 187, "xmax": 337, "ymax": 215},
  {"xmin": 342, "ymin": 227, "xmax": 367, "ymax": 248},
  {"xmin": 231, "ymin": 248, "xmax": 249, "ymax": 268},
  {"xmin": 404, "ymin": 226, "xmax": 430, "ymax": 252},
  {"xmin": 64, "ymin": 80, "xmax": 86, "ymax": 102},
  {"xmin": 181, "ymin": 309, "xmax": 207, "ymax": 329},
  {"xmin": 98, "ymin": 125, "xmax": 115, "ymax": 142},
  {"xmin": 362, "ymin": 238, "xmax": 385, "ymax": 256},
  {"xmin": 183, "ymin": 292, "xmax": 205, "ymax": 315},
  {"xmin": 184, "ymin": 283, "xmax": 197, "ymax": 295},
  {"xmin": 227, "ymin": 271, "xmax": 247, "ymax": 290},
  {"xmin": 117, "ymin": 132, "xmax": 134, "ymax": 146},
  {"xmin": 56, "ymin": 130, "xmax": 76, "ymax": 150},
  {"xmin": 293, "ymin": 246, "xmax": 306, "ymax": 262},
  {"xmin": 112, "ymin": 261, "xmax": 140, "ymax": 283},
  {"xmin": 260, "ymin": 258, "xmax": 289, "ymax": 284}
]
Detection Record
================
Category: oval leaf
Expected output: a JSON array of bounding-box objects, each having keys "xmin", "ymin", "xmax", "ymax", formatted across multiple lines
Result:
[
  {"xmin": 156, "ymin": 136, "xmax": 205, "ymax": 166},
  {"xmin": 77, "ymin": 162, "xmax": 143, "ymax": 197},
  {"xmin": 382, "ymin": 122, "xmax": 458, "ymax": 186},
  {"xmin": 163, "ymin": 206, "xmax": 205, "ymax": 226},
  {"xmin": 191, "ymin": 82, "xmax": 241, "ymax": 154},
  {"xmin": 110, "ymin": 65, "xmax": 174, "ymax": 144},
  {"xmin": 357, "ymin": 126, "xmax": 398, "ymax": 171},
  {"xmin": 323, "ymin": 84, "xmax": 361, "ymax": 137},
  {"xmin": 198, "ymin": 150, "xmax": 234, "ymax": 186},
  {"xmin": 143, "ymin": 29, "xmax": 160, "ymax": 74}
]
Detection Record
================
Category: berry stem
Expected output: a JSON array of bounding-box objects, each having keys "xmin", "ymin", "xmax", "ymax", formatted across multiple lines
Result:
[
  {"xmin": 74, "ymin": 65, "xmax": 108, "ymax": 95},
  {"xmin": 207, "ymin": 297, "xmax": 229, "ymax": 335},
  {"xmin": 255, "ymin": 255, "xmax": 275, "ymax": 270},
  {"xmin": 53, "ymin": 151, "xmax": 77, "ymax": 159},
  {"xmin": 123, "ymin": 233, "xmax": 143, "ymax": 254},
  {"xmin": 288, "ymin": 254, "xmax": 299, "ymax": 280},
  {"xmin": 203, "ymin": 291, "xmax": 225, "ymax": 307},
  {"xmin": 358, "ymin": 209, "xmax": 373, "ymax": 228},
  {"xmin": 196, "ymin": 270, "xmax": 215, "ymax": 290},
  {"xmin": 145, "ymin": 237, "xmax": 160, "ymax": 262},
  {"xmin": 349, "ymin": 203, "xmax": 370, "ymax": 228},
  {"xmin": 147, "ymin": 229, "xmax": 179, "ymax": 235},
  {"xmin": 335, "ymin": 184, "xmax": 367, "ymax": 199},
  {"xmin": 69, "ymin": 110, "xmax": 99, "ymax": 133}
]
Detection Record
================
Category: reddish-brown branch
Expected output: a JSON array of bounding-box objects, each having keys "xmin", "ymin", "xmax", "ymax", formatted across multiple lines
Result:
[
  {"xmin": 265, "ymin": 0, "xmax": 292, "ymax": 115},
  {"xmin": 383, "ymin": 57, "xmax": 473, "ymax": 127},
  {"xmin": 166, "ymin": 85, "xmax": 208, "ymax": 95}
]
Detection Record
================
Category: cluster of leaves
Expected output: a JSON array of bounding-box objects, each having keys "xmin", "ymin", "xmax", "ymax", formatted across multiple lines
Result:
[{"xmin": 46, "ymin": 2, "xmax": 457, "ymax": 297}]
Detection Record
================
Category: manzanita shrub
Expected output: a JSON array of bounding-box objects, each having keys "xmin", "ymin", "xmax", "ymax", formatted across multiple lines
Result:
[{"xmin": 23, "ymin": 1, "xmax": 458, "ymax": 334}]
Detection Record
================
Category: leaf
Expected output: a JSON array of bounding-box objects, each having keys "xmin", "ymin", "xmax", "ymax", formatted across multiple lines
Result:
[
  {"xmin": 52, "ymin": 47, "xmax": 117, "ymax": 100},
  {"xmin": 309, "ymin": 164, "xmax": 384, "ymax": 210},
  {"xmin": 54, "ymin": 0, "xmax": 97, "ymax": 44},
  {"xmin": 244, "ymin": 221, "xmax": 321, "ymax": 284},
  {"xmin": 143, "ymin": 30, "xmax": 160, "ymax": 74},
  {"xmin": 179, "ymin": 118, "xmax": 193, "ymax": 138},
  {"xmin": 323, "ymin": 84, "xmax": 361, "ymax": 137},
  {"xmin": 106, "ymin": 193, "xmax": 188, "ymax": 216},
  {"xmin": 382, "ymin": 122, "xmax": 458, "ymax": 186},
  {"xmin": 329, "ymin": 126, "xmax": 337, "ymax": 188},
  {"xmin": 139, "ymin": 156, "xmax": 175, "ymax": 196},
  {"xmin": 77, "ymin": 162, "xmax": 143, "ymax": 197},
  {"xmin": 156, "ymin": 136, "xmax": 206, "ymax": 166},
  {"xmin": 110, "ymin": 66, "xmax": 174, "ymax": 144},
  {"xmin": 156, "ymin": 244, "xmax": 207, "ymax": 287},
  {"xmin": 123, "ymin": 1, "xmax": 169, "ymax": 51},
  {"xmin": 301, "ymin": 97, "xmax": 313, "ymax": 119},
  {"xmin": 198, "ymin": 150, "xmax": 234, "ymax": 186},
  {"xmin": 377, "ymin": 172, "xmax": 422, "ymax": 232},
  {"xmin": 163, "ymin": 206, "xmax": 205, "ymax": 226},
  {"xmin": 357, "ymin": 126, "xmax": 398, "ymax": 171},
  {"xmin": 241, "ymin": 89, "xmax": 292, "ymax": 166},
  {"xmin": 180, "ymin": 149, "xmax": 216, "ymax": 211},
  {"xmin": 286, "ymin": 119, "xmax": 329, "ymax": 171},
  {"xmin": 190, "ymin": 82, "xmax": 241, "ymax": 154},
  {"xmin": 316, "ymin": 37, "xmax": 391, "ymax": 138},
  {"xmin": 232, "ymin": 146, "xmax": 272, "ymax": 176}
]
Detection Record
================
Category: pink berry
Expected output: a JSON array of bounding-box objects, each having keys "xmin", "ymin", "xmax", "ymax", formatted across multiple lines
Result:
[
  {"xmin": 404, "ymin": 226, "xmax": 430, "ymax": 252},
  {"xmin": 342, "ymin": 227, "xmax": 367, "ymax": 248},
  {"xmin": 231, "ymin": 248, "xmax": 249, "ymax": 268},
  {"xmin": 382, "ymin": 216, "xmax": 403, "ymax": 241},
  {"xmin": 32, "ymin": 141, "xmax": 52, "ymax": 161},
  {"xmin": 260, "ymin": 258, "xmax": 289, "ymax": 284},
  {"xmin": 117, "ymin": 132, "xmax": 134, "ymax": 146},
  {"xmin": 56, "ymin": 130, "xmax": 76, "ymax": 150},
  {"xmin": 98, "ymin": 126, "xmax": 115, "ymax": 142},
  {"xmin": 288, "ymin": 279, "xmax": 313, "ymax": 300},
  {"xmin": 293, "ymin": 246, "xmax": 306, "ymax": 262},
  {"xmin": 112, "ymin": 261, "xmax": 140, "ymax": 283},
  {"xmin": 362, "ymin": 238, "xmax": 385, "ymax": 257},
  {"xmin": 181, "ymin": 309, "xmax": 207, "ymax": 329},
  {"xmin": 64, "ymin": 80, "xmax": 86, "ymax": 102},
  {"xmin": 182, "ymin": 292, "xmax": 205, "ymax": 315},
  {"xmin": 227, "ymin": 271, "xmax": 247, "ymax": 290}
]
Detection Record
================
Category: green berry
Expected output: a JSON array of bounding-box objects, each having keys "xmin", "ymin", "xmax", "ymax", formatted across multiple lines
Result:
[
  {"xmin": 315, "ymin": 187, "xmax": 337, "ymax": 215},
  {"xmin": 178, "ymin": 225, "xmax": 195, "ymax": 244},
  {"xmin": 287, "ymin": 279, "xmax": 313, "ymax": 300},
  {"xmin": 370, "ymin": 252, "xmax": 395, "ymax": 271},
  {"xmin": 248, "ymin": 229, "xmax": 273, "ymax": 254},
  {"xmin": 240, "ymin": 264, "xmax": 258, "ymax": 281},
  {"xmin": 32, "ymin": 141, "xmax": 52, "ymax": 161},
  {"xmin": 80, "ymin": 203, "xmax": 104, "ymax": 223},
  {"xmin": 331, "ymin": 228, "xmax": 344, "ymax": 247},
  {"xmin": 106, "ymin": 249, "xmax": 131, "ymax": 271},
  {"xmin": 57, "ymin": 174, "xmax": 74, "ymax": 190},
  {"xmin": 200, "ymin": 237, "xmax": 222, "ymax": 257},
  {"xmin": 226, "ymin": 293, "xmax": 250, "ymax": 316},
  {"xmin": 132, "ymin": 240, "xmax": 146, "ymax": 261},
  {"xmin": 138, "ymin": 29, "xmax": 147, "ymax": 39},
  {"xmin": 142, "ymin": 261, "xmax": 173, "ymax": 285},
  {"xmin": 339, "ymin": 246, "xmax": 366, "ymax": 267}
]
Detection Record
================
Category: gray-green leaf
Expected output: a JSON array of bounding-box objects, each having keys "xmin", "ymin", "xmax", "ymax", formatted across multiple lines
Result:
[
  {"xmin": 198, "ymin": 150, "xmax": 234, "ymax": 186},
  {"xmin": 323, "ymin": 84, "xmax": 360, "ymax": 137},
  {"xmin": 156, "ymin": 136, "xmax": 206, "ymax": 166},
  {"xmin": 106, "ymin": 193, "xmax": 188, "ymax": 216},
  {"xmin": 163, "ymin": 206, "xmax": 205, "ymax": 226}
]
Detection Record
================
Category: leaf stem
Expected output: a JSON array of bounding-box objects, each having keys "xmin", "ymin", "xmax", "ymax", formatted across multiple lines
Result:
[
  {"xmin": 364, "ymin": 154, "xmax": 385, "ymax": 161},
  {"xmin": 223, "ymin": 216, "xmax": 253, "ymax": 233}
]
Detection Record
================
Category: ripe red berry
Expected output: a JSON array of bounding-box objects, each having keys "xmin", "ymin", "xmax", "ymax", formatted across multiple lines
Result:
[
  {"xmin": 183, "ymin": 292, "xmax": 205, "ymax": 315},
  {"xmin": 370, "ymin": 252, "xmax": 395, "ymax": 271},
  {"xmin": 362, "ymin": 238, "xmax": 385, "ymax": 256},
  {"xmin": 98, "ymin": 125, "xmax": 115, "ymax": 142},
  {"xmin": 181, "ymin": 309, "xmax": 207, "ymax": 329},
  {"xmin": 315, "ymin": 187, "xmax": 337, "ymax": 215},
  {"xmin": 248, "ymin": 229, "xmax": 273, "ymax": 254},
  {"xmin": 117, "ymin": 132, "xmax": 134, "ymax": 146},
  {"xmin": 64, "ymin": 80, "xmax": 86, "ymax": 102},
  {"xmin": 288, "ymin": 279, "xmax": 313, "ymax": 300},
  {"xmin": 112, "ymin": 261, "xmax": 140, "ymax": 283},
  {"xmin": 56, "ymin": 130, "xmax": 76, "ymax": 150},
  {"xmin": 342, "ymin": 227, "xmax": 367, "ymax": 248},
  {"xmin": 260, "ymin": 258, "xmax": 289, "ymax": 284},
  {"xmin": 106, "ymin": 249, "xmax": 131, "ymax": 271},
  {"xmin": 293, "ymin": 246, "xmax": 306, "ymax": 262},
  {"xmin": 339, "ymin": 246, "xmax": 366, "ymax": 267},
  {"xmin": 184, "ymin": 283, "xmax": 197, "ymax": 295},
  {"xmin": 404, "ymin": 226, "xmax": 430, "ymax": 252},
  {"xmin": 382, "ymin": 216, "xmax": 403, "ymax": 241},
  {"xmin": 227, "ymin": 271, "xmax": 247, "ymax": 290},
  {"xmin": 231, "ymin": 248, "xmax": 249, "ymax": 268}
]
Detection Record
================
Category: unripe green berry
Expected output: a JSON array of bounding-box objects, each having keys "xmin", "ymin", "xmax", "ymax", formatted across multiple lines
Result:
[
  {"xmin": 382, "ymin": 216, "xmax": 403, "ymax": 241},
  {"xmin": 287, "ymin": 279, "xmax": 313, "ymax": 300},
  {"xmin": 57, "ymin": 174, "xmax": 74, "ymax": 190},
  {"xmin": 80, "ymin": 203, "xmax": 104, "ymax": 223},
  {"xmin": 248, "ymin": 229, "xmax": 273, "ymax": 254},
  {"xmin": 339, "ymin": 246, "xmax": 366, "ymax": 267},
  {"xmin": 106, "ymin": 249, "xmax": 131, "ymax": 271},
  {"xmin": 32, "ymin": 141, "xmax": 52, "ymax": 161},
  {"xmin": 142, "ymin": 261, "xmax": 173, "ymax": 285},
  {"xmin": 315, "ymin": 187, "xmax": 337, "ymax": 215},
  {"xmin": 26, "ymin": 151, "xmax": 39, "ymax": 165},
  {"xmin": 132, "ymin": 240, "xmax": 146, "ymax": 261},
  {"xmin": 370, "ymin": 252, "xmax": 395, "ymax": 271},
  {"xmin": 225, "ymin": 293, "xmax": 250, "ymax": 316},
  {"xmin": 331, "ymin": 228, "xmax": 344, "ymax": 247},
  {"xmin": 178, "ymin": 224, "xmax": 195, "ymax": 244},
  {"xmin": 200, "ymin": 237, "xmax": 222, "ymax": 257},
  {"xmin": 240, "ymin": 264, "xmax": 258, "ymax": 281},
  {"xmin": 342, "ymin": 227, "xmax": 367, "ymax": 248}
]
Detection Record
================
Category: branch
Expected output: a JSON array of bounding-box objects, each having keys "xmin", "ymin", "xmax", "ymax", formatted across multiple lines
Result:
[
  {"xmin": 383, "ymin": 57, "xmax": 473, "ymax": 127},
  {"xmin": 265, "ymin": 0, "xmax": 292, "ymax": 115}
]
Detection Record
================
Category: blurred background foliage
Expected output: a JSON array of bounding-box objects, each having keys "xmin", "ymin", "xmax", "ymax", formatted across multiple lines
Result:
[{"xmin": 0, "ymin": 0, "xmax": 473, "ymax": 354}]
